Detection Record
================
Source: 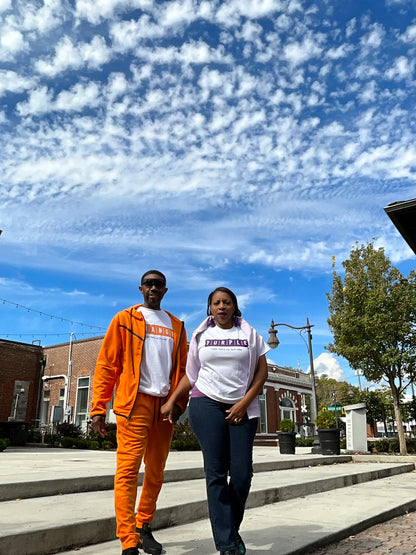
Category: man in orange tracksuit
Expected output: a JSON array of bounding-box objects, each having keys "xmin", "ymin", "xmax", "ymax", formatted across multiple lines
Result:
[{"xmin": 90, "ymin": 270, "xmax": 187, "ymax": 555}]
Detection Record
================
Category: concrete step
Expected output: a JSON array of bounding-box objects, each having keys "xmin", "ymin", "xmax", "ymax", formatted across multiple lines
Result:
[
  {"xmin": 59, "ymin": 471, "xmax": 416, "ymax": 555},
  {"xmin": 0, "ymin": 453, "xmax": 353, "ymax": 501},
  {"xmin": 0, "ymin": 458, "xmax": 413, "ymax": 555}
]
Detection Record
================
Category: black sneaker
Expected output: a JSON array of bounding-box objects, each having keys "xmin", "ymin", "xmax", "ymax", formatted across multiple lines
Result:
[
  {"xmin": 237, "ymin": 533, "xmax": 246, "ymax": 554},
  {"xmin": 136, "ymin": 523, "xmax": 163, "ymax": 555},
  {"xmin": 122, "ymin": 547, "xmax": 139, "ymax": 555}
]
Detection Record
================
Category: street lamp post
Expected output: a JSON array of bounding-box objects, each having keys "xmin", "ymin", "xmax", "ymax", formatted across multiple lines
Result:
[{"xmin": 267, "ymin": 317, "xmax": 320, "ymax": 452}]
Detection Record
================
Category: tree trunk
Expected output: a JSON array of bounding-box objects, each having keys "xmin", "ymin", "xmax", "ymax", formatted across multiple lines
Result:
[{"xmin": 390, "ymin": 380, "xmax": 407, "ymax": 456}]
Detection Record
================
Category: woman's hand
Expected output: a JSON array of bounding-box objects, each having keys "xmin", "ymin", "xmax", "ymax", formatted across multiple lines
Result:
[{"xmin": 225, "ymin": 400, "xmax": 248, "ymax": 425}]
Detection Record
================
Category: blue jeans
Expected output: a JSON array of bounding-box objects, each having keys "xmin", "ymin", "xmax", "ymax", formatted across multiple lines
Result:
[{"xmin": 189, "ymin": 396, "xmax": 258, "ymax": 552}]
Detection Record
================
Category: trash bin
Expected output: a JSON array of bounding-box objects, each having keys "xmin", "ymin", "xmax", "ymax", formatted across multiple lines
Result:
[{"xmin": 0, "ymin": 421, "xmax": 29, "ymax": 446}]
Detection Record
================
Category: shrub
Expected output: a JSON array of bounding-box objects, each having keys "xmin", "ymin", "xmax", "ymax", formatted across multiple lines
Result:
[
  {"xmin": 27, "ymin": 429, "xmax": 42, "ymax": 443},
  {"xmin": 315, "ymin": 410, "xmax": 337, "ymax": 429},
  {"xmin": 60, "ymin": 436, "xmax": 76, "ymax": 448},
  {"xmin": 105, "ymin": 425, "xmax": 117, "ymax": 448},
  {"xmin": 406, "ymin": 439, "xmax": 416, "ymax": 454},
  {"xmin": 86, "ymin": 430, "xmax": 104, "ymax": 447},
  {"xmin": 0, "ymin": 438, "xmax": 10, "ymax": 452},
  {"xmin": 279, "ymin": 419, "xmax": 295, "ymax": 433},
  {"xmin": 389, "ymin": 438, "xmax": 400, "ymax": 453},
  {"xmin": 44, "ymin": 433, "xmax": 60, "ymax": 446},
  {"xmin": 371, "ymin": 438, "xmax": 390, "ymax": 453},
  {"xmin": 171, "ymin": 419, "xmax": 200, "ymax": 451},
  {"xmin": 86, "ymin": 422, "xmax": 117, "ymax": 449},
  {"xmin": 296, "ymin": 437, "xmax": 314, "ymax": 447},
  {"xmin": 57, "ymin": 423, "xmax": 82, "ymax": 438}
]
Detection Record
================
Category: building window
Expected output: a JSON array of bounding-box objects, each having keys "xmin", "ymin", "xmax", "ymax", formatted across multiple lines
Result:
[
  {"xmin": 259, "ymin": 393, "xmax": 267, "ymax": 433},
  {"xmin": 280, "ymin": 397, "xmax": 296, "ymax": 422},
  {"xmin": 59, "ymin": 388, "xmax": 65, "ymax": 410},
  {"xmin": 75, "ymin": 377, "xmax": 90, "ymax": 429}
]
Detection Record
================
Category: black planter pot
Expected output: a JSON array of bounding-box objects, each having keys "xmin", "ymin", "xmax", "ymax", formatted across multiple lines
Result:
[
  {"xmin": 278, "ymin": 431, "xmax": 296, "ymax": 454},
  {"xmin": 317, "ymin": 428, "xmax": 340, "ymax": 455}
]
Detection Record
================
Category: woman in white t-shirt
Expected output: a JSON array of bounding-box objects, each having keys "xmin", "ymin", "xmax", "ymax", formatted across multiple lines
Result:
[{"xmin": 161, "ymin": 287, "xmax": 269, "ymax": 555}]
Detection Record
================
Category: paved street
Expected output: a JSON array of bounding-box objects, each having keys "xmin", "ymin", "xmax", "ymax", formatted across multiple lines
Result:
[{"xmin": 310, "ymin": 511, "xmax": 416, "ymax": 554}]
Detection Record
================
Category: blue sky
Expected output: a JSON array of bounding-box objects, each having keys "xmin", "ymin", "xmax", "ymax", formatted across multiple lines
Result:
[{"xmin": 1, "ymin": 0, "xmax": 416, "ymax": 390}]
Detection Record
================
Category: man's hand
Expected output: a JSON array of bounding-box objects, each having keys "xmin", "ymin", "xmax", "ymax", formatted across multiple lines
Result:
[
  {"xmin": 91, "ymin": 415, "xmax": 107, "ymax": 438},
  {"xmin": 161, "ymin": 401, "xmax": 181, "ymax": 424}
]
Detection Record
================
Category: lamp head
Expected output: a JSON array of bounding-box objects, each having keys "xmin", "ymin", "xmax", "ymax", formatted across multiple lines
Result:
[{"xmin": 267, "ymin": 321, "xmax": 280, "ymax": 349}]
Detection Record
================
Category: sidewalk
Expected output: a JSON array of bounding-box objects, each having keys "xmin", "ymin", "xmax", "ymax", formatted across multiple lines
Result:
[
  {"xmin": 310, "ymin": 510, "xmax": 416, "ymax": 554},
  {"xmin": 1, "ymin": 446, "xmax": 416, "ymax": 555}
]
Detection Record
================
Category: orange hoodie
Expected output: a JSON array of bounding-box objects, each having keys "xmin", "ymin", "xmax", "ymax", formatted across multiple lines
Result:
[{"xmin": 91, "ymin": 305, "xmax": 187, "ymax": 419}]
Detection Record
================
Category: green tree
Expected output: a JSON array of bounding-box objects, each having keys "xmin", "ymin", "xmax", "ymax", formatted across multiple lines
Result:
[
  {"xmin": 358, "ymin": 388, "xmax": 392, "ymax": 436},
  {"xmin": 401, "ymin": 396, "xmax": 416, "ymax": 427},
  {"xmin": 315, "ymin": 375, "xmax": 359, "ymax": 411},
  {"xmin": 327, "ymin": 241, "xmax": 416, "ymax": 455}
]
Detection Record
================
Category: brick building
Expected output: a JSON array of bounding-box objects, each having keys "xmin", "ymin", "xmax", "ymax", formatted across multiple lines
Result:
[
  {"xmin": 0, "ymin": 338, "xmax": 44, "ymax": 424},
  {"xmin": 256, "ymin": 362, "xmax": 314, "ymax": 445},
  {"xmin": 1, "ymin": 336, "xmax": 315, "ymax": 443},
  {"xmin": 41, "ymin": 335, "xmax": 104, "ymax": 429}
]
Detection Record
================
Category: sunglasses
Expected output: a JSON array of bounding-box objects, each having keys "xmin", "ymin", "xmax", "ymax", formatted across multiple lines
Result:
[{"xmin": 142, "ymin": 278, "xmax": 166, "ymax": 288}]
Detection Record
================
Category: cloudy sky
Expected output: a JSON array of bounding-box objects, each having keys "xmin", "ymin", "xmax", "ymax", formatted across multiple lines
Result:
[{"xmin": 1, "ymin": 0, "xmax": 416, "ymax": 388}]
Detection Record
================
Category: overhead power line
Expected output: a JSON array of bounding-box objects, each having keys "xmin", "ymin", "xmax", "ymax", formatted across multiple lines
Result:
[
  {"xmin": 0, "ymin": 331, "xmax": 104, "ymax": 340},
  {"xmin": 0, "ymin": 298, "xmax": 107, "ymax": 331},
  {"xmin": 2, "ymin": 331, "xmax": 103, "ymax": 339}
]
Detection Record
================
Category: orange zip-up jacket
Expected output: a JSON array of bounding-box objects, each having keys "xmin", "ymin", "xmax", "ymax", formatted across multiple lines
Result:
[{"xmin": 90, "ymin": 305, "xmax": 188, "ymax": 419}]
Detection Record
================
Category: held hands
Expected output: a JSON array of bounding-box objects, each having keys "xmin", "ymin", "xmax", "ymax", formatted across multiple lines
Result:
[
  {"xmin": 160, "ymin": 400, "xmax": 181, "ymax": 424},
  {"xmin": 91, "ymin": 415, "xmax": 107, "ymax": 438}
]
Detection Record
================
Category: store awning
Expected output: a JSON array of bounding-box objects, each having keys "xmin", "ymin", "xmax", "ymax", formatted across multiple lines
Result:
[{"xmin": 384, "ymin": 198, "xmax": 416, "ymax": 255}]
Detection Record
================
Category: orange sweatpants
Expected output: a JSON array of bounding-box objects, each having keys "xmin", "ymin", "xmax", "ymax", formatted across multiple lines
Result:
[{"xmin": 115, "ymin": 392, "xmax": 174, "ymax": 550}]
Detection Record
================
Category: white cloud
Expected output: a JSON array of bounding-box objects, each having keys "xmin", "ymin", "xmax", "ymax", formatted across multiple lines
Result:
[
  {"xmin": 360, "ymin": 22, "xmax": 385, "ymax": 49},
  {"xmin": 0, "ymin": 25, "xmax": 27, "ymax": 59},
  {"xmin": 158, "ymin": 0, "xmax": 198, "ymax": 28},
  {"xmin": 385, "ymin": 55, "xmax": 415, "ymax": 80},
  {"xmin": 55, "ymin": 82, "xmax": 101, "ymax": 112},
  {"xmin": 106, "ymin": 72, "xmax": 128, "ymax": 101},
  {"xmin": 283, "ymin": 36, "xmax": 323, "ymax": 66},
  {"xmin": 358, "ymin": 79, "xmax": 377, "ymax": 103},
  {"xmin": 35, "ymin": 35, "xmax": 112, "ymax": 77},
  {"xmin": 75, "ymin": 0, "xmax": 153, "ymax": 25},
  {"xmin": 110, "ymin": 15, "xmax": 164, "ymax": 51},
  {"xmin": 16, "ymin": 86, "xmax": 53, "ymax": 116},
  {"xmin": 0, "ymin": 70, "xmax": 35, "ymax": 97},
  {"xmin": 326, "ymin": 44, "xmax": 351, "ymax": 60},
  {"xmin": 0, "ymin": 0, "xmax": 11, "ymax": 14},
  {"xmin": 346, "ymin": 17, "xmax": 357, "ymax": 39},
  {"xmin": 400, "ymin": 23, "xmax": 416, "ymax": 43},
  {"xmin": 19, "ymin": 0, "xmax": 67, "ymax": 34},
  {"xmin": 313, "ymin": 353, "xmax": 345, "ymax": 381},
  {"xmin": 216, "ymin": 0, "xmax": 286, "ymax": 25},
  {"xmin": 180, "ymin": 40, "xmax": 232, "ymax": 65}
]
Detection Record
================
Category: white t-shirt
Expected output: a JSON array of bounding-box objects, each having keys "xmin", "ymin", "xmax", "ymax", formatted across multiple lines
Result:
[
  {"xmin": 136, "ymin": 307, "xmax": 173, "ymax": 396},
  {"xmin": 195, "ymin": 325, "xmax": 252, "ymax": 403}
]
